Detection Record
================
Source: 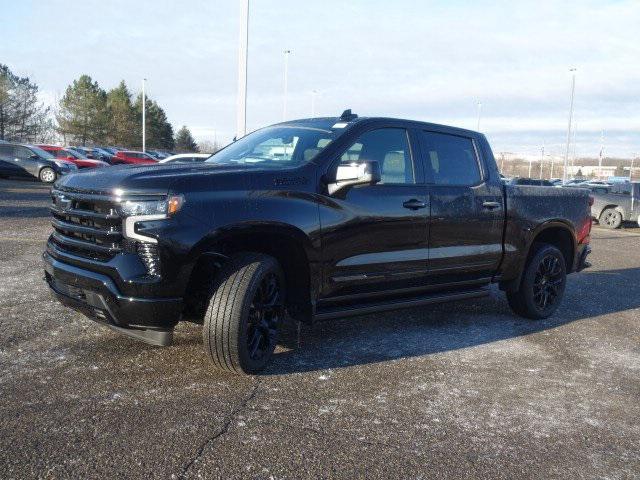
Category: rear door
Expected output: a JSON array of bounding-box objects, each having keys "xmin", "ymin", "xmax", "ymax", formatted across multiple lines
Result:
[
  {"xmin": 0, "ymin": 145, "xmax": 22, "ymax": 175},
  {"xmin": 319, "ymin": 126, "xmax": 430, "ymax": 300},
  {"xmin": 419, "ymin": 130, "xmax": 504, "ymax": 281}
]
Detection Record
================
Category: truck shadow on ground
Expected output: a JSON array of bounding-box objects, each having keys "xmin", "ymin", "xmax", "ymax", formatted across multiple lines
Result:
[{"xmin": 263, "ymin": 266, "xmax": 640, "ymax": 375}]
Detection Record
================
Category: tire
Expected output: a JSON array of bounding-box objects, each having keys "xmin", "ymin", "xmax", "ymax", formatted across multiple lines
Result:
[
  {"xmin": 599, "ymin": 208, "xmax": 622, "ymax": 229},
  {"xmin": 39, "ymin": 167, "xmax": 57, "ymax": 183},
  {"xmin": 203, "ymin": 253, "xmax": 285, "ymax": 374},
  {"xmin": 506, "ymin": 243, "xmax": 567, "ymax": 320}
]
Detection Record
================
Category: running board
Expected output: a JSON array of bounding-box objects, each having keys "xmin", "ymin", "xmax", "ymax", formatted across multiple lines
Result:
[{"xmin": 313, "ymin": 287, "xmax": 490, "ymax": 322}]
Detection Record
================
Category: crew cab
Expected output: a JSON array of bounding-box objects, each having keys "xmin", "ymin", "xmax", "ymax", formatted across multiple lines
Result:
[
  {"xmin": 111, "ymin": 150, "xmax": 158, "ymax": 165},
  {"xmin": 38, "ymin": 145, "xmax": 109, "ymax": 169},
  {"xmin": 43, "ymin": 112, "xmax": 592, "ymax": 374},
  {"xmin": 591, "ymin": 181, "xmax": 640, "ymax": 228}
]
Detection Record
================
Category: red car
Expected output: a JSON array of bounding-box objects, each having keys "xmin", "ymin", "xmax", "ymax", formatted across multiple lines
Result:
[
  {"xmin": 38, "ymin": 145, "xmax": 109, "ymax": 169},
  {"xmin": 112, "ymin": 150, "xmax": 158, "ymax": 165}
]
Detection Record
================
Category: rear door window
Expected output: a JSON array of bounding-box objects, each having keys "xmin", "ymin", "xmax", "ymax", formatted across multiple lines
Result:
[{"xmin": 421, "ymin": 131, "xmax": 482, "ymax": 186}]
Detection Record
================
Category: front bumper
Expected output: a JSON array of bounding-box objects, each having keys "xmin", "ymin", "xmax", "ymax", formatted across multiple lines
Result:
[{"xmin": 43, "ymin": 251, "xmax": 182, "ymax": 346}]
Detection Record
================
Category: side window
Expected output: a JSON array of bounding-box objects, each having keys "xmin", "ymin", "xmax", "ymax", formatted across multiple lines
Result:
[
  {"xmin": 339, "ymin": 128, "xmax": 414, "ymax": 184},
  {"xmin": 422, "ymin": 131, "xmax": 481, "ymax": 186},
  {"xmin": 0, "ymin": 145, "xmax": 14, "ymax": 159},
  {"xmin": 14, "ymin": 147, "xmax": 32, "ymax": 160}
]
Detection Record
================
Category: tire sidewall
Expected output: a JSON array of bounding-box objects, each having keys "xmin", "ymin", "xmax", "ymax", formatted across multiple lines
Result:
[
  {"xmin": 236, "ymin": 257, "xmax": 285, "ymax": 374},
  {"xmin": 520, "ymin": 245, "xmax": 567, "ymax": 319}
]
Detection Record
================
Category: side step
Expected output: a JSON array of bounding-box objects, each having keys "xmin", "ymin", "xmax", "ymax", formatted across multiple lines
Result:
[{"xmin": 313, "ymin": 287, "xmax": 490, "ymax": 322}]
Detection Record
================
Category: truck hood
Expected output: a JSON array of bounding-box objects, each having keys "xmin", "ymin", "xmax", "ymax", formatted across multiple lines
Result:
[{"xmin": 54, "ymin": 162, "xmax": 253, "ymax": 195}]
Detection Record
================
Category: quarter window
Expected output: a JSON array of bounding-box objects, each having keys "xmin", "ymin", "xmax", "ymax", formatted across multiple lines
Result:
[
  {"xmin": 421, "ymin": 132, "xmax": 481, "ymax": 186},
  {"xmin": 339, "ymin": 128, "xmax": 414, "ymax": 184}
]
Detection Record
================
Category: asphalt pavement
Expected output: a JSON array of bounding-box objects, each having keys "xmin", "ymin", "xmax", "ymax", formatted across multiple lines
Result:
[{"xmin": 0, "ymin": 178, "xmax": 638, "ymax": 479}]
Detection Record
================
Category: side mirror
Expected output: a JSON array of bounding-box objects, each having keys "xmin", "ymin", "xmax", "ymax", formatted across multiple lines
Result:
[
  {"xmin": 66, "ymin": 156, "xmax": 74, "ymax": 160},
  {"xmin": 326, "ymin": 160, "xmax": 381, "ymax": 195},
  {"xmin": 29, "ymin": 154, "xmax": 39, "ymax": 160}
]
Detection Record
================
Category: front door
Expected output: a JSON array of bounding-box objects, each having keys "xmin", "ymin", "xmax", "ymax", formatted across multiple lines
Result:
[
  {"xmin": 318, "ymin": 127, "xmax": 430, "ymax": 301},
  {"xmin": 418, "ymin": 130, "xmax": 504, "ymax": 282}
]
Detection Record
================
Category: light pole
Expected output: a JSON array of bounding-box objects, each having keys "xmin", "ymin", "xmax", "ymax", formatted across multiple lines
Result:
[
  {"xmin": 598, "ymin": 130, "xmax": 604, "ymax": 178},
  {"xmin": 476, "ymin": 101, "xmax": 482, "ymax": 131},
  {"xmin": 563, "ymin": 68, "xmax": 576, "ymax": 183},
  {"xmin": 528, "ymin": 154, "xmax": 533, "ymax": 178},
  {"xmin": 539, "ymin": 144, "xmax": 545, "ymax": 179},
  {"xmin": 236, "ymin": 0, "xmax": 249, "ymax": 139},
  {"xmin": 282, "ymin": 49, "xmax": 291, "ymax": 121},
  {"xmin": 311, "ymin": 89, "xmax": 318, "ymax": 117},
  {"xmin": 141, "ymin": 78, "xmax": 146, "ymax": 152}
]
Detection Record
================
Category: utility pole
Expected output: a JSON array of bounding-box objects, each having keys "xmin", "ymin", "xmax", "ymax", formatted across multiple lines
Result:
[
  {"xmin": 311, "ymin": 90, "xmax": 317, "ymax": 117},
  {"xmin": 476, "ymin": 101, "xmax": 482, "ymax": 131},
  {"xmin": 141, "ymin": 78, "xmax": 147, "ymax": 153},
  {"xmin": 282, "ymin": 50, "xmax": 291, "ymax": 121},
  {"xmin": 540, "ymin": 144, "xmax": 544, "ymax": 179},
  {"xmin": 528, "ymin": 154, "xmax": 533, "ymax": 178},
  {"xmin": 630, "ymin": 156, "xmax": 635, "ymax": 182},
  {"xmin": 500, "ymin": 152, "xmax": 505, "ymax": 172},
  {"xmin": 236, "ymin": 0, "xmax": 249, "ymax": 139},
  {"xmin": 563, "ymin": 68, "xmax": 576, "ymax": 184}
]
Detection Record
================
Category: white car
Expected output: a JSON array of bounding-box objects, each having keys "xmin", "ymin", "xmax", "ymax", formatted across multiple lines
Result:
[{"xmin": 159, "ymin": 153, "xmax": 211, "ymax": 164}]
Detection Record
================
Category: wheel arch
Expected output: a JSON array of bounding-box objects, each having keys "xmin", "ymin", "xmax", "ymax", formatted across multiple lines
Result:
[{"xmin": 183, "ymin": 222, "xmax": 316, "ymax": 323}]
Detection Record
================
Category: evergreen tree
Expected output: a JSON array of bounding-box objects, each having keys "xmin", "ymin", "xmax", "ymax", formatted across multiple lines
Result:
[
  {"xmin": 174, "ymin": 126, "xmax": 198, "ymax": 152},
  {"xmin": 106, "ymin": 80, "xmax": 137, "ymax": 147},
  {"xmin": 133, "ymin": 94, "xmax": 175, "ymax": 150},
  {"xmin": 0, "ymin": 64, "xmax": 51, "ymax": 142},
  {"xmin": 57, "ymin": 75, "xmax": 108, "ymax": 145}
]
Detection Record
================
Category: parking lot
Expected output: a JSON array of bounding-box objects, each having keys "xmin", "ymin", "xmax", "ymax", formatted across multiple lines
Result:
[{"xmin": 0, "ymin": 178, "xmax": 638, "ymax": 479}]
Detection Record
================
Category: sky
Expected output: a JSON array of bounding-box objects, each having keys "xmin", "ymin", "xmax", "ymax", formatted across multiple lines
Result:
[{"xmin": 2, "ymin": 0, "xmax": 639, "ymax": 157}]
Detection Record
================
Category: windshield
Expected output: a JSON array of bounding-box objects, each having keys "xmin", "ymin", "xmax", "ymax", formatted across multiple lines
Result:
[
  {"xmin": 29, "ymin": 146, "xmax": 54, "ymax": 159},
  {"xmin": 206, "ymin": 126, "xmax": 337, "ymax": 168}
]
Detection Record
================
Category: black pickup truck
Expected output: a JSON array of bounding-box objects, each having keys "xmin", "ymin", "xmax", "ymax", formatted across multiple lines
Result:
[{"xmin": 43, "ymin": 111, "xmax": 593, "ymax": 374}]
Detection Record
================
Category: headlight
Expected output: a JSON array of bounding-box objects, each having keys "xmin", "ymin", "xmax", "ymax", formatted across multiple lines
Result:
[
  {"xmin": 119, "ymin": 195, "xmax": 184, "ymax": 243},
  {"xmin": 119, "ymin": 196, "xmax": 183, "ymax": 217},
  {"xmin": 54, "ymin": 161, "xmax": 71, "ymax": 169}
]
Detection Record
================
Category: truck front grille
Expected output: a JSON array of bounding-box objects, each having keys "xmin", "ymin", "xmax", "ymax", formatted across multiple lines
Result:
[{"xmin": 49, "ymin": 189, "xmax": 123, "ymax": 261}]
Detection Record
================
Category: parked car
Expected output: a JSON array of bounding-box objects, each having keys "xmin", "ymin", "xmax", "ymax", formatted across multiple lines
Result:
[
  {"xmin": 91, "ymin": 146, "xmax": 116, "ymax": 163},
  {"xmin": 0, "ymin": 143, "xmax": 77, "ymax": 182},
  {"xmin": 509, "ymin": 177, "xmax": 555, "ymax": 186},
  {"xmin": 37, "ymin": 145, "xmax": 109, "ymax": 169},
  {"xmin": 159, "ymin": 153, "xmax": 211, "ymax": 164},
  {"xmin": 145, "ymin": 150, "xmax": 172, "ymax": 160},
  {"xmin": 591, "ymin": 181, "xmax": 640, "ymax": 229},
  {"xmin": 111, "ymin": 150, "xmax": 158, "ymax": 165},
  {"xmin": 44, "ymin": 111, "xmax": 592, "ymax": 374},
  {"xmin": 67, "ymin": 146, "xmax": 96, "ymax": 159}
]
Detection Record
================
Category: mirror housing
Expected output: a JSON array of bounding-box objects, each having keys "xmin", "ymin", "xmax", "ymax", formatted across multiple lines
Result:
[
  {"xmin": 326, "ymin": 161, "xmax": 381, "ymax": 195},
  {"xmin": 29, "ymin": 154, "xmax": 39, "ymax": 160}
]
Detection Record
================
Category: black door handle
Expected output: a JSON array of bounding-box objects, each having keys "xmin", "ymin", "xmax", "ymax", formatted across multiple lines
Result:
[
  {"xmin": 403, "ymin": 199, "xmax": 427, "ymax": 210},
  {"xmin": 482, "ymin": 201, "xmax": 501, "ymax": 210}
]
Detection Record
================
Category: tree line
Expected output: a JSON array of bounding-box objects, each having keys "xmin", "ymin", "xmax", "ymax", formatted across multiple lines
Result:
[{"xmin": 0, "ymin": 64, "xmax": 202, "ymax": 153}]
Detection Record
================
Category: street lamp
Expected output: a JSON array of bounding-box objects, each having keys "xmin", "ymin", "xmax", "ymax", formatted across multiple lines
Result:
[
  {"xmin": 476, "ymin": 101, "xmax": 482, "ymax": 131},
  {"xmin": 142, "ymin": 78, "xmax": 146, "ymax": 152},
  {"xmin": 283, "ymin": 50, "xmax": 291, "ymax": 121},
  {"xmin": 236, "ymin": 0, "xmax": 249, "ymax": 139},
  {"xmin": 563, "ymin": 68, "xmax": 576, "ymax": 183}
]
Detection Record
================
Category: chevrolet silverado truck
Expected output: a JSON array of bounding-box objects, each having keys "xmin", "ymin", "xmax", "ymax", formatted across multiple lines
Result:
[{"xmin": 43, "ymin": 111, "xmax": 592, "ymax": 374}]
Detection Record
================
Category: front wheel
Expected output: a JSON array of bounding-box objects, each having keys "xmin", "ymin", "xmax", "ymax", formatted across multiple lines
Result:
[
  {"xmin": 203, "ymin": 253, "xmax": 285, "ymax": 374},
  {"xmin": 39, "ymin": 167, "xmax": 57, "ymax": 183},
  {"xmin": 506, "ymin": 243, "xmax": 567, "ymax": 320},
  {"xmin": 599, "ymin": 208, "xmax": 622, "ymax": 229}
]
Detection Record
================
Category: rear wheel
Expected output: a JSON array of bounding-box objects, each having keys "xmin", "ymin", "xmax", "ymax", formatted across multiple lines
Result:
[
  {"xmin": 39, "ymin": 167, "xmax": 56, "ymax": 183},
  {"xmin": 599, "ymin": 208, "xmax": 622, "ymax": 229},
  {"xmin": 202, "ymin": 253, "xmax": 285, "ymax": 374},
  {"xmin": 506, "ymin": 243, "xmax": 567, "ymax": 319}
]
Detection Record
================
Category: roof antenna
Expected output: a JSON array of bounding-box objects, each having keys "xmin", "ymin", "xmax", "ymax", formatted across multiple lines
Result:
[{"xmin": 340, "ymin": 109, "xmax": 357, "ymax": 121}]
